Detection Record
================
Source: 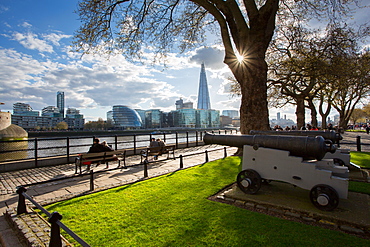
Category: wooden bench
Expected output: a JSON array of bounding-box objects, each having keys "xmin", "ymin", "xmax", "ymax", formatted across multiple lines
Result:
[
  {"xmin": 75, "ymin": 149, "xmax": 126, "ymax": 174},
  {"xmin": 140, "ymin": 145, "xmax": 175, "ymax": 164}
]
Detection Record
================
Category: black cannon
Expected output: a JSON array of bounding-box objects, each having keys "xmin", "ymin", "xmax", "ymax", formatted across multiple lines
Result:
[
  {"xmin": 203, "ymin": 133, "xmax": 336, "ymax": 161},
  {"xmin": 248, "ymin": 130, "xmax": 357, "ymax": 169},
  {"xmin": 249, "ymin": 130, "xmax": 342, "ymax": 143},
  {"xmin": 204, "ymin": 133, "xmax": 348, "ymax": 211}
]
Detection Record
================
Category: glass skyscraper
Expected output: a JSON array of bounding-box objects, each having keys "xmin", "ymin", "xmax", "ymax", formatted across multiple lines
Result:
[
  {"xmin": 56, "ymin": 91, "xmax": 65, "ymax": 118},
  {"xmin": 197, "ymin": 63, "xmax": 211, "ymax": 110}
]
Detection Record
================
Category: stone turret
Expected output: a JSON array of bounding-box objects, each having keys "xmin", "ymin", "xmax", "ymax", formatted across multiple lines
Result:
[{"xmin": 0, "ymin": 111, "xmax": 28, "ymax": 140}]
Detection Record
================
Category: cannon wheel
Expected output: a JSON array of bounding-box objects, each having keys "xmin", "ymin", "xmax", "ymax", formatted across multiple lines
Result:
[
  {"xmin": 237, "ymin": 169, "xmax": 262, "ymax": 194},
  {"xmin": 309, "ymin": 184, "xmax": 339, "ymax": 211}
]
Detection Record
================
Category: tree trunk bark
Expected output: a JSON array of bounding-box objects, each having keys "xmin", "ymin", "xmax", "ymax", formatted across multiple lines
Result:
[
  {"xmin": 230, "ymin": 58, "xmax": 270, "ymax": 134},
  {"xmin": 295, "ymin": 96, "xmax": 305, "ymax": 129},
  {"xmin": 307, "ymin": 100, "xmax": 318, "ymax": 128}
]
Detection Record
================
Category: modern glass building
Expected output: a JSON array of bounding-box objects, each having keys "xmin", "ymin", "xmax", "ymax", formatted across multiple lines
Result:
[
  {"xmin": 208, "ymin": 109, "xmax": 220, "ymax": 127},
  {"xmin": 13, "ymin": 102, "xmax": 39, "ymax": 116},
  {"xmin": 145, "ymin": 109, "xmax": 162, "ymax": 128},
  {"xmin": 197, "ymin": 63, "xmax": 211, "ymax": 110},
  {"xmin": 56, "ymin": 91, "xmax": 65, "ymax": 118},
  {"xmin": 196, "ymin": 109, "xmax": 209, "ymax": 128},
  {"xmin": 110, "ymin": 105, "xmax": 142, "ymax": 129},
  {"xmin": 222, "ymin": 110, "xmax": 239, "ymax": 118},
  {"xmin": 174, "ymin": 109, "xmax": 197, "ymax": 128}
]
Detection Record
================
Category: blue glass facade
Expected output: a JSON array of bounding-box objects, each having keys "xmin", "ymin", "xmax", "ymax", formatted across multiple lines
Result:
[
  {"xmin": 112, "ymin": 105, "xmax": 142, "ymax": 129},
  {"xmin": 197, "ymin": 63, "xmax": 211, "ymax": 110}
]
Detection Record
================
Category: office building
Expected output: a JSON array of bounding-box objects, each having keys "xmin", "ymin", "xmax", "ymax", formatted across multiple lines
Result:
[
  {"xmin": 222, "ymin": 110, "xmax": 239, "ymax": 119},
  {"xmin": 109, "ymin": 105, "xmax": 142, "ymax": 129},
  {"xmin": 42, "ymin": 106, "xmax": 62, "ymax": 117},
  {"xmin": 135, "ymin": 109, "xmax": 146, "ymax": 127},
  {"xmin": 197, "ymin": 63, "xmax": 211, "ymax": 110},
  {"xmin": 175, "ymin": 98, "xmax": 193, "ymax": 110},
  {"xmin": 145, "ymin": 109, "xmax": 162, "ymax": 128},
  {"xmin": 57, "ymin": 91, "xmax": 65, "ymax": 118},
  {"xmin": 12, "ymin": 101, "xmax": 84, "ymax": 130},
  {"xmin": 66, "ymin": 108, "xmax": 83, "ymax": 119},
  {"xmin": 13, "ymin": 102, "xmax": 39, "ymax": 116}
]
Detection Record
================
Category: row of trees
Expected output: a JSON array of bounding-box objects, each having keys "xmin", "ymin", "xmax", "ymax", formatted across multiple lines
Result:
[
  {"xmin": 84, "ymin": 118, "xmax": 114, "ymax": 130},
  {"xmin": 268, "ymin": 24, "xmax": 370, "ymax": 129},
  {"xmin": 351, "ymin": 103, "xmax": 370, "ymax": 125}
]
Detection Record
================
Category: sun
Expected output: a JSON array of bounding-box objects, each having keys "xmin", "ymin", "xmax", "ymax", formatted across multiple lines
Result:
[{"xmin": 236, "ymin": 53, "xmax": 244, "ymax": 63}]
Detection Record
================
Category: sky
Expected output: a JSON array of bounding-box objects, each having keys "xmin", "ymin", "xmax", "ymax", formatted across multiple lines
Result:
[{"xmin": 0, "ymin": 1, "xmax": 369, "ymax": 122}]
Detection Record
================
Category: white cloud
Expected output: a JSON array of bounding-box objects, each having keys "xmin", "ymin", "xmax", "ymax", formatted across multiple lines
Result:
[
  {"xmin": 20, "ymin": 22, "xmax": 32, "ymax": 28},
  {"xmin": 43, "ymin": 33, "xmax": 72, "ymax": 46},
  {"xmin": 12, "ymin": 32, "xmax": 54, "ymax": 53}
]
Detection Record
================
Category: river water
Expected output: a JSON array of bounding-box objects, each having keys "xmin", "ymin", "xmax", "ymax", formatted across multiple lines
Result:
[{"xmin": 0, "ymin": 132, "xmax": 201, "ymax": 162}]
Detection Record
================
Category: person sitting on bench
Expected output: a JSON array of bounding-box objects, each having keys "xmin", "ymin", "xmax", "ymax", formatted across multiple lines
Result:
[
  {"xmin": 87, "ymin": 138, "xmax": 114, "ymax": 167},
  {"xmin": 88, "ymin": 138, "xmax": 113, "ymax": 153}
]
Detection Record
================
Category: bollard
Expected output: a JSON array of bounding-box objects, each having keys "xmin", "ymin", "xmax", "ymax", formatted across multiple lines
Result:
[
  {"xmin": 176, "ymin": 132, "xmax": 178, "ymax": 149},
  {"xmin": 48, "ymin": 212, "xmax": 63, "ymax": 247},
  {"xmin": 179, "ymin": 155, "xmax": 183, "ymax": 169},
  {"xmin": 34, "ymin": 138, "xmax": 38, "ymax": 168},
  {"xmin": 205, "ymin": 150, "xmax": 209, "ymax": 163},
  {"xmin": 196, "ymin": 131, "xmax": 198, "ymax": 146},
  {"xmin": 115, "ymin": 135, "xmax": 118, "ymax": 150},
  {"xmin": 357, "ymin": 136, "xmax": 361, "ymax": 152},
  {"xmin": 90, "ymin": 170, "xmax": 94, "ymax": 191},
  {"xmin": 224, "ymin": 147, "xmax": 227, "ymax": 158},
  {"xmin": 186, "ymin": 132, "xmax": 189, "ymax": 148},
  {"xmin": 133, "ymin": 135, "xmax": 137, "ymax": 155},
  {"xmin": 66, "ymin": 137, "xmax": 70, "ymax": 163},
  {"xmin": 144, "ymin": 160, "xmax": 148, "ymax": 177},
  {"xmin": 16, "ymin": 186, "xmax": 27, "ymax": 215}
]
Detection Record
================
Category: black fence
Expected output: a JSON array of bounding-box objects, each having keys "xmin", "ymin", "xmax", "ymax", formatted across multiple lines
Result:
[
  {"xmin": 16, "ymin": 186, "xmax": 90, "ymax": 247},
  {"xmin": 0, "ymin": 130, "xmax": 238, "ymax": 164}
]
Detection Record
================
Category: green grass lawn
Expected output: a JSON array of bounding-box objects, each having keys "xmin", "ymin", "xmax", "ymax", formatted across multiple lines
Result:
[
  {"xmin": 351, "ymin": 151, "xmax": 370, "ymax": 168},
  {"xmin": 45, "ymin": 156, "xmax": 370, "ymax": 247}
]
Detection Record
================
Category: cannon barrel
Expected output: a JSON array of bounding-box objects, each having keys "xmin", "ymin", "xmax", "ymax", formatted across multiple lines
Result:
[
  {"xmin": 249, "ymin": 130, "xmax": 342, "ymax": 143},
  {"xmin": 204, "ymin": 133, "xmax": 336, "ymax": 160}
]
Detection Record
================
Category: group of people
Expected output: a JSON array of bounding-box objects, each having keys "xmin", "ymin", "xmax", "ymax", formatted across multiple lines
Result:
[
  {"xmin": 149, "ymin": 138, "xmax": 167, "ymax": 159},
  {"xmin": 88, "ymin": 138, "xmax": 113, "ymax": 153},
  {"xmin": 273, "ymin": 123, "xmax": 333, "ymax": 131}
]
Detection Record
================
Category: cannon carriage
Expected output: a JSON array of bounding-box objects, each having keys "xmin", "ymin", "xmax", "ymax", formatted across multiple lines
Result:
[
  {"xmin": 204, "ymin": 133, "xmax": 349, "ymax": 211},
  {"xmin": 249, "ymin": 130, "xmax": 359, "ymax": 170}
]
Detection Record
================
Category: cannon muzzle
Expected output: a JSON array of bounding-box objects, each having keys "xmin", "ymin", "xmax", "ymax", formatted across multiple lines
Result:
[
  {"xmin": 204, "ymin": 133, "xmax": 336, "ymax": 160},
  {"xmin": 249, "ymin": 130, "xmax": 342, "ymax": 143}
]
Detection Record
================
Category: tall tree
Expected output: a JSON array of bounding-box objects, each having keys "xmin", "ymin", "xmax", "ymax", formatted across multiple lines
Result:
[
  {"xmin": 322, "ymin": 26, "xmax": 370, "ymax": 129},
  {"xmin": 74, "ymin": 0, "xmax": 356, "ymax": 134},
  {"xmin": 268, "ymin": 25, "xmax": 326, "ymax": 129}
]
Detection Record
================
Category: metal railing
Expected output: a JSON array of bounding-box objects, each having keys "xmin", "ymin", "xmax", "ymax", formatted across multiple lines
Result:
[
  {"xmin": 16, "ymin": 186, "xmax": 90, "ymax": 247},
  {"xmin": 0, "ymin": 129, "xmax": 238, "ymax": 164}
]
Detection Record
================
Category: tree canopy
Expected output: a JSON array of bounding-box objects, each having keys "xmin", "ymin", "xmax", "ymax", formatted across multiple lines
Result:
[{"xmin": 74, "ymin": 0, "xmax": 363, "ymax": 132}]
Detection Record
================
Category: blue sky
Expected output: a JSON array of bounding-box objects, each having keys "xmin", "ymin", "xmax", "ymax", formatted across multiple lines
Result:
[{"xmin": 0, "ymin": 1, "xmax": 369, "ymax": 122}]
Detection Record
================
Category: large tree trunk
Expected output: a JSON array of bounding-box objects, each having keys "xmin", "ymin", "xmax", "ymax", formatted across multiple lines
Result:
[
  {"xmin": 295, "ymin": 96, "xmax": 305, "ymax": 129},
  {"xmin": 240, "ymin": 65, "xmax": 270, "ymax": 134},
  {"xmin": 307, "ymin": 100, "xmax": 318, "ymax": 128},
  {"xmin": 227, "ymin": 56, "xmax": 270, "ymax": 134},
  {"xmin": 318, "ymin": 96, "xmax": 331, "ymax": 129}
]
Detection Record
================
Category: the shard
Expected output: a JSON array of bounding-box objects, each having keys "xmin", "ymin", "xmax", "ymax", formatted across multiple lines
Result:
[{"xmin": 197, "ymin": 62, "xmax": 211, "ymax": 109}]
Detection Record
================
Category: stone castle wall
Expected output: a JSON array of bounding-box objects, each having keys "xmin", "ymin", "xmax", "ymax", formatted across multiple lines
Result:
[{"xmin": 0, "ymin": 112, "xmax": 11, "ymax": 130}]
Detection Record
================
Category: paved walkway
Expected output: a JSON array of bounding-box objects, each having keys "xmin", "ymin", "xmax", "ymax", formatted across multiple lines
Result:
[{"xmin": 0, "ymin": 145, "xmax": 236, "ymax": 246}]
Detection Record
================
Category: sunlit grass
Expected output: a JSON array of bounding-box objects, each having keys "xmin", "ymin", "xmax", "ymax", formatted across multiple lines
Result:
[
  {"xmin": 44, "ymin": 156, "xmax": 369, "ymax": 246},
  {"xmin": 351, "ymin": 151, "xmax": 370, "ymax": 168}
]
